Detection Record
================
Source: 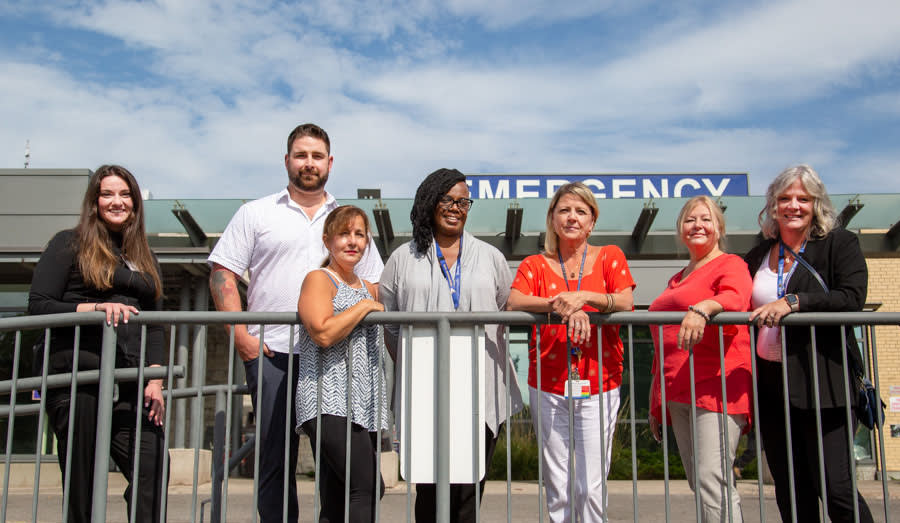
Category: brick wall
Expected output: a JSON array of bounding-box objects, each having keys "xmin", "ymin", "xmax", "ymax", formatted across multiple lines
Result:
[{"xmin": 866, "ymin": 258, "xmax": 900, "ymax": 475}]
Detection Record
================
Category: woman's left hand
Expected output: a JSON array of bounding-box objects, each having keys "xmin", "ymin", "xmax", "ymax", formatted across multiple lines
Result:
[
  {"xmin": 750, "ymin": 298, "xmax": 791, "ymax": 328},
  {"xmin": 549, "ymin": 291, "xmax": 587, "ymax": 322},
  {"xmin": 143, "ymin": 379, "xmax": 165, "ymax": 427},
  {"xmin": 566, "ymin": 310, "xmax": 592, "ymax": 345},
  {"xmin": 677, "ymin": 309, "xmax": 707, "ymax": 351}
]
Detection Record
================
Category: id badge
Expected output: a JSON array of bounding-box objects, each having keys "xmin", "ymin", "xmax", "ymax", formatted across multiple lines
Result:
[{"xmin": 564, "ymin": 379, "xmax": 591, "ymax": 400}]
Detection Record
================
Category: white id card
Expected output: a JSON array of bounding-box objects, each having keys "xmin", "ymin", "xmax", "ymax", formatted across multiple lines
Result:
[{"xmin": 564, "ymin": 379, "xmax": 591, "ymax": 399}]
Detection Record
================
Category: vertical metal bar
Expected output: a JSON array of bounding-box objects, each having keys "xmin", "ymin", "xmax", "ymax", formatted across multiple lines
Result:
[
  {"xmin": 748, "ymin": 327, "xmax": 765, "ymax": 523},
  {"xmin": 375, "ymin": 324, "xmax": 383, "ymax": 523},
  {"xmin": 190, "ymin": 370, "xmax": 204, "ymax": 523},
  {"xmin": 220, "ymin": 328, "xmax": 237, "ymax": 522},
  {"xmin": 284, "ymin": 328, "xmax": 295, "ymax": 523},
  {"xmin": 90, "ymin": 319, "xmax": 118, "ymax": 523},
  {"xmin": 436, "ymin": 317, "xmax": 451, "ymax": 523},
  {"xmin": 31, "ymin": 330, "xmax": 51, "ymax": 521},
  {"xmin": 160, "ymin": 325, "xmax": 178, "ymax": 523},
  {"xmin": 717, "ymin": 325, "xmax": 734, "ymax": 523},
  {"xmin": 779, "ymin": 327, "xmax": 798, "ymax": 523},
  {"xmin": 868, "ymin": 326, "xmax": 890, "ymax": 523},
  {"xmin": 598, "ymin": 319, "xmax": 608, "ymax": 523},
  {"xmin": 536, "ymin": 322, "xmax": 544, "ymax": 523},
  {"xmin": 63, "ymin": 326, "xmax": 81, "ymax": 523},
  {"xmin": 1, "ymin": 331, "xmax": 21, "ymax": 523},
  {"xmin": 688, "ymin": 343, "xmax": 701, "ymax": 520},
  {"xmin": 251, "ymin": 324, "xmax": 266, "ymax": 523},
  {"xmin": 627, "ymin": 325, "xmax": 637, "ymax": 523},
  {"xmin": 211, "ymin": 390, "xmax": 225, "ymax": 523},
  {"xmin": 470, "ymin": 325, "xmax": 480, "ymax": 523},
  {"xmin": 129, "ymin": 326, "xmax": 149, "ymax": 523},
  {"xmin": 503, "ymin": 324, "xmax": 511, "ymax": 523},
  {"xmin": 807, "ymin": 326, "xmax": 827, "ymax": 521},
  {"xmin": 314, "ymin": 326, "xmax": 323, "ymax": 523},
  {"xmin": 658, "ymin": 325, "xmax": 670, "ymax": 523},
  {"xmin": 345, "ymin": 327, "xmax": 353, "ymax": 523},
  {"xmin": 565, "ymin": 329, "xmax": 575, "ymax": 523},
  {"xmin": 404, "ymin": 325, "xmax": 412, "ymax": 523},
  {"xmin": 838, "ymin": 326, "xmax": 860, "ymax": 523},
  {"xmin": 175, "ymin": 278, "xmax": 192, "ymax": 449}
]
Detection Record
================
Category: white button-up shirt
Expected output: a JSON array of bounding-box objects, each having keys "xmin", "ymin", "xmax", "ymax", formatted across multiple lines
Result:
[{"xmin": 208, "ymin": 189, "xmax": 384, "ymax": 353}]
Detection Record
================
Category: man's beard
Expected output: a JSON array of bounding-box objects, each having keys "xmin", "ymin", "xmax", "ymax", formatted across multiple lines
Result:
[{"xmin": 290, "ymin": 167, "xmax": 329, "ymax": 192}]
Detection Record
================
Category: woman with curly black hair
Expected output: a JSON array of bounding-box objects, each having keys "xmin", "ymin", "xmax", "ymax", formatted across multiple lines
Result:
[{"xmin": 380, "ymin": 168, "xmax": 523, "ymax": 523}]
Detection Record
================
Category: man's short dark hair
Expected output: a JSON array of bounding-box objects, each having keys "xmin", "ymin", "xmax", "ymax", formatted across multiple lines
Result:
[{"xmin": 287, "ymin": 123, "xmax": 330, "ymax": 154}]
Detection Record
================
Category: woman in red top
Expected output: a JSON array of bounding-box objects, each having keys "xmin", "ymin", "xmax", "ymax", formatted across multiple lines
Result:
[
  {"xmin": 648, "ymin": 195, "xmax": 752, "ymax": 523},
  {"xmin": 508, "ymin": 182, "xmax": 635, "ymax": 523}
]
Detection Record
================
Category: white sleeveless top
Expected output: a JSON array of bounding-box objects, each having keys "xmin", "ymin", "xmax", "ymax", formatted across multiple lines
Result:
[{"xmin": 751, "ymin": 250, "xmax": 787, "ymax": 362}]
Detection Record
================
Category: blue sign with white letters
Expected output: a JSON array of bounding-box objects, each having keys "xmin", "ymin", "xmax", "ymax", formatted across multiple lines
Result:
[{"xmin": 465, "ymin": 174, "xmax": 749, "ymax": 199}]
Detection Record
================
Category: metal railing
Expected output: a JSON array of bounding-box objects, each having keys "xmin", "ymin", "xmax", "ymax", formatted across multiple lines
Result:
[{"xmin": 0, "ymin": 310, "xmax": 895, "ymax": 522}]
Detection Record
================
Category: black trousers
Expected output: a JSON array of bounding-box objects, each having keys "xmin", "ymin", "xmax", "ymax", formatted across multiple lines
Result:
[
  {"xmin": 302, "ymin": 415, "xmax": 385, "ymax": 523},
  {"xmin": 414, "ymin": 425, "xmax": 499, "ymax": 523},
  {"xmin": 757, "ymin": 359, "xmax": 873, "ymax": 523},
  {"xmin": 46, "ymin": 386, "xmax": 167, "ymax": 523},
  {"xmin": 244, "ymin": 353, "xmax": 301, "ymax": 523}
]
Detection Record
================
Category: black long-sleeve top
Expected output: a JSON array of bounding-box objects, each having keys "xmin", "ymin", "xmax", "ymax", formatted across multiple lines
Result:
[
  {"xmin": 744, "ymin": 227, "xmax": 867, "ymax": 409},
  {"xmin": 28, "ymin": 229, "xmax": 165, "ymax": 374}
]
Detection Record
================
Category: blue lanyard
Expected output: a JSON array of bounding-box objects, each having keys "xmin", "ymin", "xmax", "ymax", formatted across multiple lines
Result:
[
  {"xmin": 557, "ymin": 247, "xmax": 588, "ymax": 365},
  {"xmin": 777, "ymin": 240, "xmax": 806, "ymax": 298},
  {"xmin": 557, "ymin": 247, "xmax": 587, "ymax": 292},
  {"xmin": 435, "ymin": 237, "xmax": 462, "ymax": 310}
]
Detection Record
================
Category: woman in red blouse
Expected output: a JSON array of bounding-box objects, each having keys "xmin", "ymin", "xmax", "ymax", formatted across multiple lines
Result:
[
  {"xmin": 507, "ymin": 182, "xmax": 635, "ymax": 523},
  {"xmin": 648, "ymin": 195, "xmax": 753, "ymax": 523}
]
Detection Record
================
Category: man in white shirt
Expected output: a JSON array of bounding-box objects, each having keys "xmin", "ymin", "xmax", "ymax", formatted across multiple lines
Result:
[{"xmin": 208, "ymin": 123, "xmax": 384, "ymax": 523}]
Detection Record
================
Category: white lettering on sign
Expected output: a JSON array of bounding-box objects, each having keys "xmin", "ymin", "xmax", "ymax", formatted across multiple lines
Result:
[
  {"xmin": 673, "ymin": 178, "xmax": 701, "ymax": 197},
  {"xmin": 702, "ymin": 177, "xmax": 730, "ymax": 197},
  {"xmin": 612, "ymin": 178, "xmax": 636, "ymax": 198},
  {"xmin": 516, "ymin": 179, "xmax": 540, "ymax": 198},
  {"xmin": 583, "ymin": 178, "xmax": 606, "ymax": 199},
  {"xmin": 479, "ymin": 179, "xmax": 509, "ymax": 198},
  {"xmin": 643, "ymin": 179, "xmax": 669, "ymax": 198}
]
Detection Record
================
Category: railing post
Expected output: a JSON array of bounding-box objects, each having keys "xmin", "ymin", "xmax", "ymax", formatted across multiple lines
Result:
[
  {"xmin": 90, "ymin": 319, "xmax": 117, "ymax": 523},
  {"xmin": 436, "ymin": 317, "xmax": 451, "ymax": 523},
  {"xmin": 210, "ymin": 390, "xmax": 226, "ymax": 523}
]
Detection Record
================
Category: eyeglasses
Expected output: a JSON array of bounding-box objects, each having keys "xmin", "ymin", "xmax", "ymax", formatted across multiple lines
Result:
[{"xmin": 438, "ymin": 196, "xmax": 474, "ymax": 211}]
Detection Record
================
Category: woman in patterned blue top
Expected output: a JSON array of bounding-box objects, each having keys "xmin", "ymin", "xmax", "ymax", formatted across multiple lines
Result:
[{"xmin": 295, "ymin": 205, "xmax": 388, "ymax": 523}]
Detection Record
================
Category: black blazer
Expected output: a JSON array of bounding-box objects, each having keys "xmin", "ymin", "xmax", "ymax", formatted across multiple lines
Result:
[{"xmin": 744, "ymin": 228, "xmax": 867, "ymax": 409}]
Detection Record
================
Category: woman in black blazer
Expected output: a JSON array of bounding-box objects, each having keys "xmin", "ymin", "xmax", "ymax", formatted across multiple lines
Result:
[{"xmin": 745, "ymin": 164, "xmax": 872, "ymax": 523}]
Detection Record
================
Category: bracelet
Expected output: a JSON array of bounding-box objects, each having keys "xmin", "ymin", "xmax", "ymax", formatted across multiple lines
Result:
[
  {"xmin": 94, "ymin": 303, "xmax": 100, "ymax": 312},
  {"xmin": 605, "ymin": 293, "xmax": 615, "ymax": 313},
  {"xmin": 688, "ymin": 305, "xmax": 710, "ymax": 322}
]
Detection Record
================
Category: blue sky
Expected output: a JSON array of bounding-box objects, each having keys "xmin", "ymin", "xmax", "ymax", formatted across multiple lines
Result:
[{"xmin": 1, "ymin": 0, "xmax": 899, "ymax": 199}]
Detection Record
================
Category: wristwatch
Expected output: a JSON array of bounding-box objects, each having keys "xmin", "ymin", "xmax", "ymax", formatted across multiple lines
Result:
[{"xmin": 784, "ymin": 294, "xmax": 799, "ymax": 312}]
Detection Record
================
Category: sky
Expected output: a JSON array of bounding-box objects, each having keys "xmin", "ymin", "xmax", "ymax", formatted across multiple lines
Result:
[{"xmin": 1, "ymin": 0, "xmax": 899, "ymax": 199}]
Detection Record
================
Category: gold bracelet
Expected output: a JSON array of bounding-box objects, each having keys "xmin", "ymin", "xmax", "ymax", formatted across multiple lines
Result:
[{"xmin": 606, "ymin": 293, "xmax": 615, "ymax": 313}]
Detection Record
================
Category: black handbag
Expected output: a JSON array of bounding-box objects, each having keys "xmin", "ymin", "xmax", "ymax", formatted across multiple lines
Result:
[{"xmin": 782, "ymin": 242, "xmax": 886, "ymax": 430}]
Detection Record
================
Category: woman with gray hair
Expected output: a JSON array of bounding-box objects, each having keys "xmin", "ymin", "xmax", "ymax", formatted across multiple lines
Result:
[{"xmin": 745, "ymin": 165, "xmax": 873, "ymax": 522}]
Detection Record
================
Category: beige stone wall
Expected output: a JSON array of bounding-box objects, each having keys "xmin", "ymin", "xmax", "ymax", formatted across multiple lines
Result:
[{"xmin": 865, "ymin": 257, "xmax": 900, "ymax": 475}]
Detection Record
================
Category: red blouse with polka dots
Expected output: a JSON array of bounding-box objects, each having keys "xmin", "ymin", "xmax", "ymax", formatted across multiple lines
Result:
[{"xmin": 512, "ymin": 245, "xmax": 636, "ymax": 395}]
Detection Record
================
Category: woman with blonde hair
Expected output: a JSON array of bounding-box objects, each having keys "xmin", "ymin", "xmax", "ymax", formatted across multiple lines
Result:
[
  {"xmin": 648, "ymin": 195, "xmax": 753, "ymax": 522},
  {"xmin": 507, "ymin": 182, "xmax": 635, "ymax": 522}
]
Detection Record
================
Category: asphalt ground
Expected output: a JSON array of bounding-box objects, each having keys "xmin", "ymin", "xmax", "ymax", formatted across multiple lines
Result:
[{"xmin": 4, "ymin": 476, "xmax": 898, "ymax": 522}]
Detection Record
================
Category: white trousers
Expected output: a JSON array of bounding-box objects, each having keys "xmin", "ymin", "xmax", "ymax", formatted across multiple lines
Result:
[
  {"xmin": 529, "ymin": 386, "xmax": 620, "ymax": 523},
  {"xmin": 668, "ymin": 402, "xmax": 746, "ymax": 523}
]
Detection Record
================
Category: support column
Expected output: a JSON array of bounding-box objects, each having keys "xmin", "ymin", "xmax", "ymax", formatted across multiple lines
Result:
[
  {"xmin": 174, "ymin": 276, "xmax": 192, "ymax": 449},
  {"xmin": 190, "ymin": 277, "xmax": 209, "ymax": 452}
]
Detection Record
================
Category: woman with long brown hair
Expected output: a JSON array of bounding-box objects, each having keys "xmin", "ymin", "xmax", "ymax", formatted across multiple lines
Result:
[{"xmin": 29, "ymin": 164, "xmax": 167, "ymax": 523}]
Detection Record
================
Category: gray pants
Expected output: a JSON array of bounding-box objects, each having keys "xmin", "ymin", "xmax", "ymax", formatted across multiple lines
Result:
[{"xmin": 668, "ymin": 402, "xmax": 745, "ymax": 523}]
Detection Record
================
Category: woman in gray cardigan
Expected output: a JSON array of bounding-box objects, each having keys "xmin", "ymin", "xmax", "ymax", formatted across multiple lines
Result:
[{"xmin": 379, "ymin": 168, "xmax": 523, "ymax": 523}]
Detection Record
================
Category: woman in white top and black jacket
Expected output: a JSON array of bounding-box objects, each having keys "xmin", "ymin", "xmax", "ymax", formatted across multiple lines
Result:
[{"xmin": 745, "ymin": 164, "xmax": 872, "ymax": 523}]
